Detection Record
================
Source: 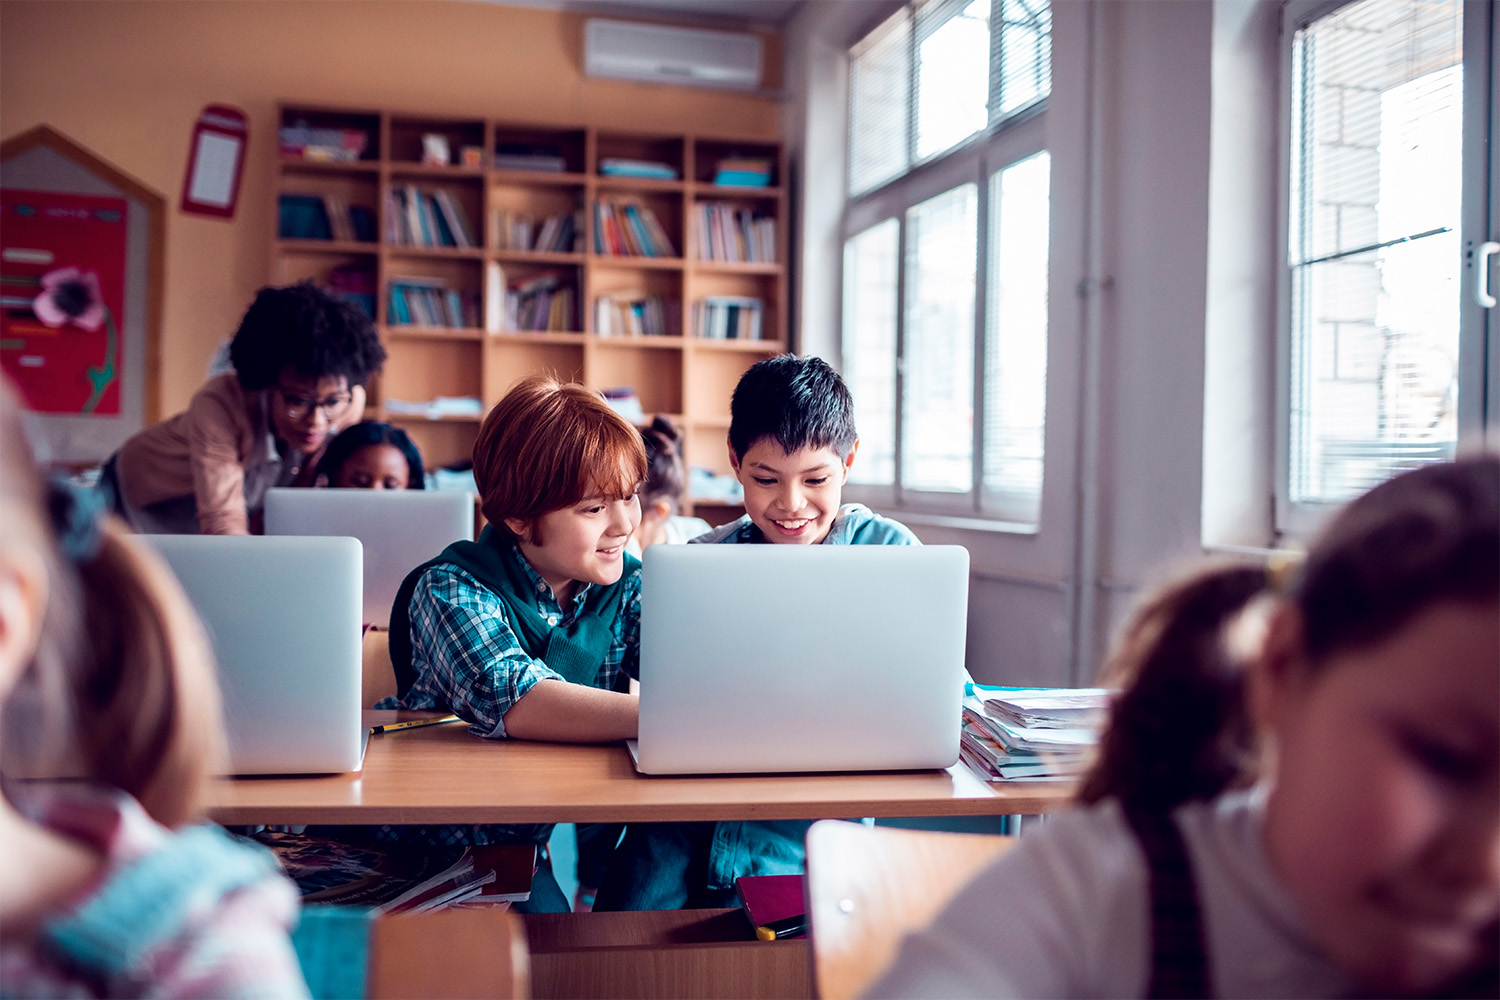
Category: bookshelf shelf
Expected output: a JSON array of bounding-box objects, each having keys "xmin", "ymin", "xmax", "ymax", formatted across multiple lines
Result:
[{"xmin": 273, "ymin": 104, "xmax": 788, "ymax": 505}]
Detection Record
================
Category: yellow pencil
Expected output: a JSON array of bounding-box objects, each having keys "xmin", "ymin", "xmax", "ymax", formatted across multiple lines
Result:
[{"xmin": 369, "ymin": 714, "xmax": 461, "ymax": 735}]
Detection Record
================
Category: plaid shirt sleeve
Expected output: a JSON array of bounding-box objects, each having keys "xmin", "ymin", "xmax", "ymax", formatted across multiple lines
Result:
[
  {"xmin": 402, "ymin": 564, "xmax": 566, "ymax": 737},
  {"xmin": 401, "ymin": 562, "xmax": 643, "ymax": 735}
]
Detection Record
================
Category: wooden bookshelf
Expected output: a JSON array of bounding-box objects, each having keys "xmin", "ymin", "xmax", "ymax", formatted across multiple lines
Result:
[{"xmin": 271, "ymin": 103, "xmax": 786, "ymax": 520}]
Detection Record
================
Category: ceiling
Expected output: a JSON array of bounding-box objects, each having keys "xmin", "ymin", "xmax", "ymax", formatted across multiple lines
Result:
[{"xmin": 485, "ymin": 0, "xmax": 808, "ymax": 28}]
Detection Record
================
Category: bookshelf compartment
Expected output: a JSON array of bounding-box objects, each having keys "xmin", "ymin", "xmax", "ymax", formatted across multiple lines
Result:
[
  {"xmin": 386, "ymin": 180, "xmax": 483, "ymax": 251},
  {"xmin": 589, "ymin": 343, "xmax": 683, "ymax": 416},
  {"xmin": 279, "ymin": 107, "xmax": 380, "ymax": 164},
  {"xmin": 493, "ymin": 127, "xmax": 586, "ymax": 175},
  {"xmin": 489, "ymin": 261, "xmax": 582, "ymax": 334},
  {"xmin": 592, "ymin": 191, "xmax": 683, "ymax": 260},
  {"xmin": 489, "ymin": 183, "xmax": 583, "ymax": 253},
  {"xmin": 590, "ymin": 264, "xmax": 683, "ymax": 340},
  {"xmin": 685, "ymin": 347, "xmax": 779, "ymax": 425},
  {"xmin": 393, "ymin": 420, "xmax": 482, "ymax": 471},
  {"xmin": 595, "ymin": 133, "xmax": 685, "ymax": 183},
  {"xmin": 690, "ymin": 270, "xmax": 779, "ymax": 344},
  {"xmin": 692, "ymin": 138, "xmax": 780, "ymax": 188},
  {"xmin": 381, "ymin": 339, "xmax": 482, "ymax": 408},
  {"xmin": 384, "ymin": 257, "xmax": 482, "ymax": 332},
  {"xmin": 485, "ymin": 341, "xmax": 585, "ymax": 396},
  {"xmin": 390, "ymin": 116, "xmax": 486, "ymax": 170}
]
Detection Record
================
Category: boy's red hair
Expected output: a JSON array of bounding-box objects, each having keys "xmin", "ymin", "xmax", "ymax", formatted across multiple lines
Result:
[{"xmin": 473, "ymin": 374, "xmax": 647, "ymax": 539}]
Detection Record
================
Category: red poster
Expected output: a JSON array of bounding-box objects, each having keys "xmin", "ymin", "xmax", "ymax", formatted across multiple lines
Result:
[{"xmin": 0, "ymin": 190, "xmax": 128, "ymax": 415}]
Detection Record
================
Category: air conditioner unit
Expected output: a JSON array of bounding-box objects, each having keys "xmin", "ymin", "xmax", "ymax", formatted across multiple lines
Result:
[{"xmin": 584, "ymin": 18, "xmax": 762, "ymax": 90}]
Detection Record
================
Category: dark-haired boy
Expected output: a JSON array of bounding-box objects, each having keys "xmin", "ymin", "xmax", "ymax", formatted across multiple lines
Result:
[{"xmin": 593, "ymin": 353, "xmax": 917, "ymax": 912}]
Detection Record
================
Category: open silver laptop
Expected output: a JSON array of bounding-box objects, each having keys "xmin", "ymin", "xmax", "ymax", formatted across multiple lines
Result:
[
  {"xmin": 263, "ymin": 487, "xmax": 475, "ymax": 626},
  {"xmin": 137, "ymin": 535, "xmax": 367, "ymax": 775},
  {"xmin": 630, "ymin": 544, "xmax": 970, "ymax": 775}
]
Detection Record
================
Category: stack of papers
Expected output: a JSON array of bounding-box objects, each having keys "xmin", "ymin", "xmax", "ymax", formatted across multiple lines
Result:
[{"xmin": 959, "ymin": 685, "xmax": 1113, "ymax": 782}]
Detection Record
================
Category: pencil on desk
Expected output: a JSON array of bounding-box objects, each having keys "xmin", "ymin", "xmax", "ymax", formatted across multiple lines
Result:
[{"xmin": 370, "ymin": 714, "xmax": 462, "ymax": 734}]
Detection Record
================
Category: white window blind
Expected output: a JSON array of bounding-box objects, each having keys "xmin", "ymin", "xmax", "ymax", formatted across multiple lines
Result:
[
  {"xmin": 1287, "ymin": 0, "xmax": 1463, "ymax": 505},
  {"xmin": 849, "ymin": 9, "xmax": 911, "ymax": 196}
]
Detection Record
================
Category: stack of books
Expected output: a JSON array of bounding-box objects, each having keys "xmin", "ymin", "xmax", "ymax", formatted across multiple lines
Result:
[
  {"xmin": 599, "ymin": 157, "xmax": 678, "ymax": 180},
  {"xmin": 279, "ymin": 123, "xmax": 369, "ymax": 162},
  {"xmin": 493, "ymin": 142, "xmax": 567, "ymax": 173},
  {"xmin": 959, "ymin": 685, "xmax": 1112, "ymax": 782},
  {"xmin": 251, "ymin": 831, "xmax": 536, "ymax": 913},
  {"xmin": 712, "ymin": 157, "xmax": 772, "ymax": 187}
]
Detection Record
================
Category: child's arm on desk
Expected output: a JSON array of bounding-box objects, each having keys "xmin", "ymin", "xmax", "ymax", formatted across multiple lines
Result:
[{"xmin": 501, "ymin": 679, "xmax": 638, "ymax": 742}]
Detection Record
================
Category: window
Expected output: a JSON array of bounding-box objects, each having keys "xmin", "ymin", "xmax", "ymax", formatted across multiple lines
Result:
[
  {"xmin": 1279, "ymin": 0, "xmax": 1494, "ymax": 526},
  {"xmin": 843, "ymin": 0, "xmax": 1052, "ymax": 525}
]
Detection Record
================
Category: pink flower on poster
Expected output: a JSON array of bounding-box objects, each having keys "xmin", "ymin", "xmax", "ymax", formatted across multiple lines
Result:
[{"xmin": 32, "ymin": 266, "xmax": 106, "ymax": 331}]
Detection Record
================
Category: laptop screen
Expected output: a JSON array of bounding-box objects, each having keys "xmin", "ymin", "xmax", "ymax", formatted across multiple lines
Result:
[
  {"xmin": 636, "ymin": 544, "xmax": 970, "ymax": 775},
  {"xmin": 264, "ymin": 488, "xmax": 475, "ymax": 626}
]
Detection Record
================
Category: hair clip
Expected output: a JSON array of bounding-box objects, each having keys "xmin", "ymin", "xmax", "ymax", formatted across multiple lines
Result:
[
  {"xmin": 46, "ymin": 478, "xmax": 106, "ymax": 564},
  {"xmin": 1265, "ymin": 547, "xmax": 1305, "ymax": 594}
]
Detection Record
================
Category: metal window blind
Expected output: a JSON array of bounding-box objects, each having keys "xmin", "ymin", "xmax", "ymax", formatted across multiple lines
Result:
[{"xmin": 1288, "ymin": 0, "xmax": 1463, "ymax": 504}]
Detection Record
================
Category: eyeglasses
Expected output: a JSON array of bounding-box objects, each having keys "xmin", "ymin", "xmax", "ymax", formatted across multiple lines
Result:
[{"xmin": 277, "ymin": 387, "xmax": 353, "ymax": 422}]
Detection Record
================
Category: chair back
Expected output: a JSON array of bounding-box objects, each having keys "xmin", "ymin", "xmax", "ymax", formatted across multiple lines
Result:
[{"xmin": 804, "ymin": 820, "xmax": 1015, "ymax": 999}]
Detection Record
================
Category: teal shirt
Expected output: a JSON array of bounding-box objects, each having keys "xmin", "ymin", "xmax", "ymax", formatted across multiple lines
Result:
[{"xmin": 690, "ymin": 502, "xmax": 920, "ymax": 546}]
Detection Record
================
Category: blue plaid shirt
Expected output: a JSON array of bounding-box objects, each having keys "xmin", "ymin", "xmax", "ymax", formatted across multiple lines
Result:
[{"xmin": 376, "ymin": 543, "xmax": 641, "ymax": 736}]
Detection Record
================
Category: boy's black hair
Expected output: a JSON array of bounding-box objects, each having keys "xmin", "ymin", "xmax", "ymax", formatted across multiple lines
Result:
[
  {"xmin": 228, "ymin": 281, "xmax": 386, "ymax": 391},
  {"xmin": 728, "ymin": 354, "xmax": 857, "ymax": 461},
  {"xmin": 314, "ymin": 420, "xmax": 426, "ymax": 489}
]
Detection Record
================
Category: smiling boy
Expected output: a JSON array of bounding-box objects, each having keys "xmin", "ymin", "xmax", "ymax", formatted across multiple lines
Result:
[
  {"xmin": 593, "ymin": 354, "xmax": 917, "ymax": 912},
  {"xmin": 695, "ymin": 353, "xmax": 917, "ymax": 546}
]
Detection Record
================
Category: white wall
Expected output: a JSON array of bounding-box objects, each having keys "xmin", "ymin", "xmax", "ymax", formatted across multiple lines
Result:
[{"xmin": 788, "ymin": 0, "xmax": 1254, "ymax": 686}]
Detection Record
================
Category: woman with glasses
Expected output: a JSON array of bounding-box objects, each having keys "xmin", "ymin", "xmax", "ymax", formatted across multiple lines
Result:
[{"xmin": 103, "ymin": 282, "xmax": 386, "ymax": 534}]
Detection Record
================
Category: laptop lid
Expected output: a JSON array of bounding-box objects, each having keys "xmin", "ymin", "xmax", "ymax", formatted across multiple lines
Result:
[
  {"xmin": 635, "ymin": 545, "xmax": 969, "ymax": 775},
  {"xmin": 263, "ymin": 488, "xmax": 475, "ymax": 627},
  {"xmin": 137, "ymin": 534, "xmax": 366, "ymax": 776}
]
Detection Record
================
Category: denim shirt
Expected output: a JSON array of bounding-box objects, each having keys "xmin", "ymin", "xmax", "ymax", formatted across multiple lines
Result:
[{"xmin": 691, "ymin": 502, "xmax": 920, "ymax": 546}]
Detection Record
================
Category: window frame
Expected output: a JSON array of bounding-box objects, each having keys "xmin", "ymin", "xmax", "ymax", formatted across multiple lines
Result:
[
  {"xmin": 841, "ymin": 0, "xmax": 1051, "ymax": 528},
  {"xmin": 1273, "ymin": 0, "xmax": 1496, "ymax": 538}
]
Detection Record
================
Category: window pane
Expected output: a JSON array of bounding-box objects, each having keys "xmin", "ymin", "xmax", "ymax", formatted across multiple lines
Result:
[
  {"xmin": 994, "ymin": 0, "xmax": 1051, "ymax": 119},
  {"xmin": 984, "ymin": 151, "xmax": 1049, "ymax": 522},
  {"xmin": 903, "ymin": 184, "xmax": 978, "ymax": 492},
  {"xmin": 916, "ymin": 0, "xmax": 991, "ymax": 160},
  {"xmin": 1288, "ymin": 0, "xmax": 1462, "ymax": 504},
  {"xmin": 849, "ymin": 10, "xmax": 911, "ymax": 195},
  {"xmin": 844, "ymin": 220, "xmax": 900, "ymax": 485}
]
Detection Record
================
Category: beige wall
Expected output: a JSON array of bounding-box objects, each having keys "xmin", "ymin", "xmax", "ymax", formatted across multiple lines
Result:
[{"xmin": 0, "ymin": 0, "xmax": 784, "ymax": 416}]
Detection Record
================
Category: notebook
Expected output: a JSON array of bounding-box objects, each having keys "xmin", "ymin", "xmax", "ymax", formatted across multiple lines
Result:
[
  {"xmin": 263, "ymin": 487, "xmax": 475, "ymax": 626},
  {"xmin": 629, "ymin": 544, "xmax": 969, "ymax": 775},
  {"xmin": 138, "ymin": 534, "xmax": 367, "ymax": 775}
]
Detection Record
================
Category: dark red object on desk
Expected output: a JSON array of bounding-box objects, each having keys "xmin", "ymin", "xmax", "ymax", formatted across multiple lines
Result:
[{"xmin": 735, "ymin": 873, "xmax": 806, "ymax": 940}]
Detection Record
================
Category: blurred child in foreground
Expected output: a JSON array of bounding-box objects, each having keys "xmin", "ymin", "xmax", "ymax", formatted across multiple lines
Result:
[{"xmin": 0, "ymin": 377, "xmax": 308, "ymax": 997}]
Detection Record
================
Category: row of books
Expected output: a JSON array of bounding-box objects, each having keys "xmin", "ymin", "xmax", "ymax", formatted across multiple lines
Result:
[
  {"xmin": 491, "ymin": 209, "xmax": 580, "ymax": 253},
  {"xmin": 385, "ymin": 185, "xmax": 478, "ymax": 249},
  {"xmin": 595, "ymin": 292, "xmax": 676, "ymax": 338},
  {"xmin": 695, "ymin": 296, "xmax": 765, "ymax": 341},
  {"xmin": 504, "ymin": 272, "xmax": 576, "ymax": 332},
  {"xmin": 251, "ymin": 830, "xmax": 534, "ymax": 913},
  {"xmin": 594, "ymin": 198, "xmax": 676, "ymax": 257},
  {"xmin": 326, "ymin": 263, "xmax": 377, "ymax": 320},
  {"xmin": 693, "ymin": 203, "xmax": 776, "ymax": 264},
  {"xmin": 388, "ymin": 277, "xmax": 480, "ymax": 329},
  {"xmin": 959, "ymin": 685, "xmax": 1112, "ymax": 782},
  {"xmin": 277, "ymin": 193, "xmax": 377, "ymax": 243}
]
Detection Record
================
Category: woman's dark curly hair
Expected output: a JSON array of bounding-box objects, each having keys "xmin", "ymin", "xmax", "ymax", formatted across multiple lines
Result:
[
  {"xmin": 314, "ymin": 421, "xmax": 426, "ymax": 489},
  {"xmin": 228, "ymin": 281, "xmax": 386, "ymax": 391}
]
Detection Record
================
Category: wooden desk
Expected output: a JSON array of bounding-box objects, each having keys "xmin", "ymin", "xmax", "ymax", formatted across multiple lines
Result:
[{"xmin": 208, "ymin": 713, "xmax": 1072, "ymax": 826}]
